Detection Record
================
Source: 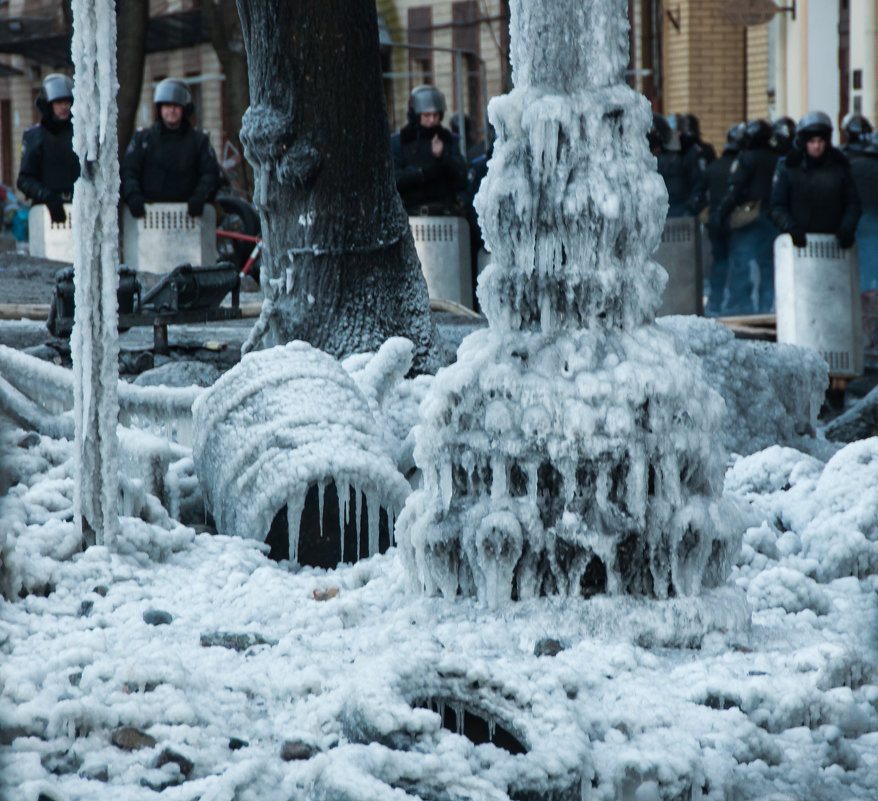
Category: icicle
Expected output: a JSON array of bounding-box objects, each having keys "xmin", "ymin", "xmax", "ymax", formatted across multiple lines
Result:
[
  {"xmin": 354, "ymin": 489, "xmax": 363, "ymax": 556},
  {"xmin": 317, "ymin": 479, "xmax": 326, "ymax": 539},
  {"xmin": 287, "ymin": 492, "xmax": 306, "ymax": 565},
  {"xmin": 491, "ymin": 455, "xmax": 507, "ymax": 499},
  {"xmin": 488, "ymin": 718, "xmax": 496, "ymax": 743},
  {"xmin": 336, "ymin": 476, "xmax": 347, "ymax": 561},
  {"xmin": 367, "ymin": 489, "xmax": 379, "ymax": 557},
  {"xmin": 454, "ymin": 702, "xmax": 464, "ymax": 735},
  {"xmin": 526, "ymin": 460, "xmax": 538, "ymax": 505},
  {"xmin": 440, "ymin": 458, "xmax": 453, "ymax": 512}
]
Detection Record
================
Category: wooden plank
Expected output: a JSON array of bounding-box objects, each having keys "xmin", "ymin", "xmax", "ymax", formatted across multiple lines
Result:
[{"xmin": 0, "ymin": 303, "xmax": 50, "ymax": 321}]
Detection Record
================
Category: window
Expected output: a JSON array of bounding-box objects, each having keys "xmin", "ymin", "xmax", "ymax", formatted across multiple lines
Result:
[{"xmin": 407, "ymin": 6, "xmax": 433, "ymax": 88}]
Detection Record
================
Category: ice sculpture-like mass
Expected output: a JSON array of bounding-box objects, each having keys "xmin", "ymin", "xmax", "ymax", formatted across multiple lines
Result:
[
  {"xmin": 397, "ymin": 0, "xmax": 743, "ymax": 607},
  {"xmin": 192, "ymin": 341, "xmax": 411, "ymax": 562}
]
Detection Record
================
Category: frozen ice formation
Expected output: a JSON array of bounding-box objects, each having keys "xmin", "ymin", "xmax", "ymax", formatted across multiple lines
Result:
[
  {"xmin": 658, "ymin": 316, "xmax": 829, "ymax": 457},
  {"xmin": 192, "ymin": 341, "xmax": 411, "ymax": 563},
  {"xmin": 397, "ymin": 0, "xmax": 743, "ymax": 608}
]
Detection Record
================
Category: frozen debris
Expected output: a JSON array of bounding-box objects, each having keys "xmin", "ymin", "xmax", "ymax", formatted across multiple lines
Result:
[
  {"xmin": 658, "ymin": 315, "xmax": 830, "ymax": 457},
  {"xmin": 192, "ymin": 341, "xmax": 411, "ymax": 565},
  {"xmin": 398, "ymin": 0, "xmax": 742, "ymax": 610},
  {"xmin": 824, "ymin": 382, "xmax": 878, "ymax": 443}
]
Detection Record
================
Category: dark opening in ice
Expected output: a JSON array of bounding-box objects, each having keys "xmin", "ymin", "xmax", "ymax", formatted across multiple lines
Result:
[
  {"xmin": 413, "ymin": 697, "xmax": 528, "ymax": 755},
  {"xmin": 265, "ymin": 482, "xmax": 390, "ymax": 567}
]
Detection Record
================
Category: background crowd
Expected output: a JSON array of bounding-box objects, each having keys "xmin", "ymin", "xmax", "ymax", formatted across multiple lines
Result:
[{"xmin": 16, "ymin": 74, "xmax": 876, "ymax": 322}]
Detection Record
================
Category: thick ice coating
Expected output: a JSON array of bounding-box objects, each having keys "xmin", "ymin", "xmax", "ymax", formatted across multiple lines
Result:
[
  {"xmin": 192, "ymin": 341, "xmax": 410, "ymax": 562},
  {"xmin": 397, "ymin": 0, "xmax": 743, "ymax": 608}
]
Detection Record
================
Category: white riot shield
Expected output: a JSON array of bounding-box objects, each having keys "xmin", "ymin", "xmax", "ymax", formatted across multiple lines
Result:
[
  {"xmin": 28, "ymin": 204, "xmax": 74, "ymax": 261},
  {"xmin": 122, "ymin": 202, "xmax": 217, "ymax": 274},
  {"xmin": 653, "ymin": 216, "xmax": 703, "ymax": 316},
  {"xmin": 409, "ymin": 215, "xmax": 472, "ymax": 309},
  {"xmin": 774, "ymin": 233, "xmax": 863, "ymax": 378}
]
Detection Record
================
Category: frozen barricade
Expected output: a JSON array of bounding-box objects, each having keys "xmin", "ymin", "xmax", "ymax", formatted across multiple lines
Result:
[
  {"xmin": 122, "ymin": 202, "xmax": 216, "ymax": 274},
  {"xmin": 28, "ymin": 203, "xmax": 73, "ymax": 261},
  {"xmin": 774, "ymin": 233, "xmax": 864, "ymax": 378},
  {"xmin": 409, "ymin": 215, "xmax": 472, "ymax": 309},
  {"xmin": 652, "ymin": 215, "xmax": 703, "ymax": 316}
]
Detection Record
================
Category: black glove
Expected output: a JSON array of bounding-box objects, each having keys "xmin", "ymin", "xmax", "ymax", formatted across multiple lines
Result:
[
  {"xmin": 127, "ymin": 194, "xmax": 146, "ymax": 218},
  {"xmin": 836, "ymin": 227, "xmax": 856, "ymax": 249},
  {"xmin": 789, "ymin": 227, "xmax": 807, "ymax": 248},
  {"xmin": 187, "ymin": 196, "xmax": 205, "ymax": 217},
  {"xmin": 46, "ymin": 194, "xmax": 66, "ymax": 224}
]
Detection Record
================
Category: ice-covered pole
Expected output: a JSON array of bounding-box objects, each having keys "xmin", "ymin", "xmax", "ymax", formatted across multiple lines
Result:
[
  {"xmin": 397, "ymin": 0, "xmax": 743, "ymax": 608},
  {"xmin": 70, "ymin": 0, "xmax": 120, "ymax": 545}
]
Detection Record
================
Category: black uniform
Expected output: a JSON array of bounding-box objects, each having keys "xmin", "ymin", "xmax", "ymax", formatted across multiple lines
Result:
[
  {"xmin": 391, "ymin": 122, "xmax": 468, "ymax": 214},
  {"xmin": 17, "ymin": 115, "xmax": 80, "ymax": 212},
  {"xmin": 768, "ymin": 146, "xmax": 861, "ymax": 247},
  {"xmin": 846, "ymin": 150, "xmax": 878, "ymax": 290},
  {"xmin": 703, "ymin": 146, "xmax": 738, "ymax": 314},
  {"xmin": 657, "ymin": 148, "xmax": 705, "ymax": 218},
  {"xmin": 121, "ymin": 120, "xmax": 220, "ymax": 216},
  {"xmin": 716, "ymin": 146, "xmax": 779, "ymax": 228},
  {"xmin": 713, "ymin": 145, "xmax": 780, "ymax": 314}
]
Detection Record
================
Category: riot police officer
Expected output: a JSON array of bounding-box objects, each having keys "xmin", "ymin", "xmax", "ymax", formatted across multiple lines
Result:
[
  {"xmin": 650, "ymin": 113, "xmax": 705, "ymax": 218},
  {"xmin": 714, "ymin": 119, "xmax": 780, "ymax": 313},
  {"xmin": 770, "ymin": 117, "xmax": 796, "ymax": 157},
  {"xmin": 391, "ymin": 85, "xmax": 469, "ymax": 215},
  {"xmin": 17, "ymin": 73, "xmax": 80, "ymax": 224},
  {"xmin": 849, "ymin": 131, "xmax": 878, "ymax": 290},
  {"xmin": 840, "ymin": 114, "xmax": 873, "ymax": 161},
  {"xmin": 769, "ymin": 111, "xmax": 860, "ymax": 251},
  {"xmin": 704, "ymin": 123, "xmax": 746, "ymax": 314},
  {"xmin": 121, "ymin": 78, "xmax": 220, "ymax": 218}
]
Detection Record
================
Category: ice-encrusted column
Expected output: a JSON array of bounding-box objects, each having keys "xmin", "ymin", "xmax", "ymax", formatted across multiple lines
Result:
[{"xmin": 396, "ymin": 0, "xmax": 743, "ymax": 609}]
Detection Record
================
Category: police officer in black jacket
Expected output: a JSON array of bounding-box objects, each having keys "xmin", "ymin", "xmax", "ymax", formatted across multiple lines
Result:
[
  {"xmin": 714, "ymin": 119, "xmax": 780, "ymax": 313},
  {"xmin": 121, "ymin": 78, "xmax": 220, "ymax": 219},
  {"xmin": 704, "ymin": 123, "xmax": 745, "ymax": 314},
  {"xmin": 17, "ymin": 74, "xmax": 80, "ymax": 224},
  {"xmin": 840, "ymin": 114, "xmax": 873, "ymax": 162},
  {"xmin": 391, "ymin": 86, "xmax": 468, "ymax": 215},
  {"xmin": 769, "ymin": 111, "xmax": 861, "ymax": 252},
  {"xmin": 649, "ymin": 114, "xmax": 705, "ymax": 218}
]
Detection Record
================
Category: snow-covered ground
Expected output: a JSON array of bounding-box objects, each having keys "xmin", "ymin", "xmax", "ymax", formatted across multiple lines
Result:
[{"xmin": 1, "ymin": 342, "xmax": 877, "ymax": 800}]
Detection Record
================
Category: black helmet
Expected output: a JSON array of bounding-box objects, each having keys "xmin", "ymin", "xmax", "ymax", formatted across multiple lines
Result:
[
  {"xmin": 647, "ymin": 113, "xmax": 672, "ymax": 151},
  {"xmin": 408, "ymin": 85, "xmax": 445, "ymax": 125},
  {"xmin": 35, "ymin": 73, "xmax": 73, "ymax": 115},
  {"xmin": 770, "ymin": 116, "xmax": 795, "ymax": 153},
  {"xmin": 666, "ymin": 113, "xmax": 690, "ymax": 134},
  {"xmin": 744, "ymin": 119, "xmax": 772, "ymax": 149},
  {"xmin": 796, "ymin": 111, "xmax": 832, "ymax": 143},
  {"xmin": 726, "ymin": 122, "xmax": 747, "ymax": 153},
  {"xmin": 669, "ymin": 113, "xmax": 699, "ymax": 150},
  {"xmin": 842, "ymin": 113, "xmax": 873, "ymax": 144},
  {"xmin": 686, "ymin": 113, "xmax": 702, "ymax": 139},
  {"xmin": 153, "ymin": 78, "xmax": 193, "ymax": 116}
]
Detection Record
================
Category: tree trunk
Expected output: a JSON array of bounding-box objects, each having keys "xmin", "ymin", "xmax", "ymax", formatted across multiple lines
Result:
[
  {"xmin": 115, "ymin": 0, "xmax": 148, "ymax": 158},
  {"xmin": 235, "ymin": 0, "xmax": 439, "ymax": 374},
  {"xmin": 200, "ymin": 0, "xmax": 252, "ymax": 193}
]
